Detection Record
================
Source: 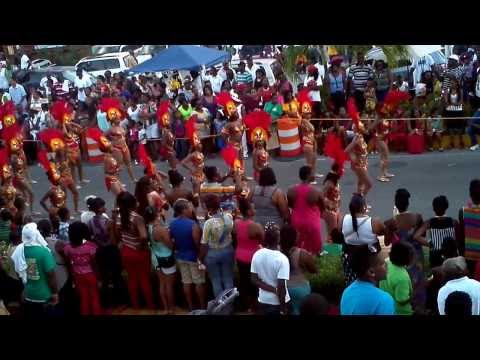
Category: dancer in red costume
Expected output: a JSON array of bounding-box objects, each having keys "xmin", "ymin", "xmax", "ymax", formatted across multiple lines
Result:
[
  {"xmin": 101, "ymin": 97, "xmax": 137, "ymax": 182},
  {"xmin": 86, "ymin": 127, "xmax": 125, "ymax": 197},
  {"xmin": 156, "ymin": 100, "xmax": 177, "ymax": 170},
  {"xmin": 322, "ymin": 133, "xmax": 349, "ymax": 240},
  {"xmin": 51, "ymin": 100, "xmax": 89, "ymax": 186},
  {"xmin": 244, "ymin": 110, "xmax": 271, "ymax": 183},
  {"xmin": 344, "ymin": 97, "xmax": 373, "ymax": 206}
]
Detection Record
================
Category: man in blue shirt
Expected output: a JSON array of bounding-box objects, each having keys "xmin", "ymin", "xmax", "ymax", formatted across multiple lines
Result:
[{"xmin": 340, "ymin": 248, "xmax": 395, "ymax": 315}]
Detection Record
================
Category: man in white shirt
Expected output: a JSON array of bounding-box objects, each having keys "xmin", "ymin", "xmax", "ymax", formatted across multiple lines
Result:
[
  {"xmin": 203, "ymin": 66, "xmax": 223, "ymax": 94},
  {"xmin": 8, "ymin": 77, "xmax": 27, "ymax": 114},
  {"xmin": 246, "ymin": 55, "xmax": 260, "ymax": 83},
  {"xmin": 437, "ymin": 256, "xmax": 480, "ymax": 315},
  {"xmin": 0, "ymin": 62, "xmax": 9, "ymax": 91},
  {"xmin": 74, "ymin": 68, "xmax": 92, "ymax": 103},
  {"xmin": 251, "ymin": 223, "xmax": 291, "ymax": 315},
  {"xmin": 218, "ymin": 61, "xmax": 235, "ymax": 83},
  {"xmin": 20, "ymin": 51, "xmax": 30, "ymax": 70}
]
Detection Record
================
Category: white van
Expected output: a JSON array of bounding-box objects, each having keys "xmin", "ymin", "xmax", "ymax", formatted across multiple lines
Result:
[{"xmin": 75, "ymin": 52, "xmax": 132, "ymax": 77}]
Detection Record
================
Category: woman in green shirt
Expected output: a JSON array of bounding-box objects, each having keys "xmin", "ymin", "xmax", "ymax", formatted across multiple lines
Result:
[
  {"xmin": 177, "ymin": 94, "xmax": 193, "ymax": 121},
  {"xmin": 380, "ymin": 241, "xmax": 415, "ymax": 315},
  {"xmin": 264, "ymin": 92, "xmax": 283, "ymax": 121},
  {"xmin": 264, "ymin": 93, "xmax": 283, "ymax": 151}
]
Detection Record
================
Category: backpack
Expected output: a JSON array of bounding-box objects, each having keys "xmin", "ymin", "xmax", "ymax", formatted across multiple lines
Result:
[{"xmin": 88, "ymin": 216, "xmax": 110, "ymax": 247}]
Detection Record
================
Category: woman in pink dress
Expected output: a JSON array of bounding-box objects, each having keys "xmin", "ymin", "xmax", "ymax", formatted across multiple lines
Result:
[{"xmin": 287, "ymin": 165, "xmax": 325, "ymax": 255}]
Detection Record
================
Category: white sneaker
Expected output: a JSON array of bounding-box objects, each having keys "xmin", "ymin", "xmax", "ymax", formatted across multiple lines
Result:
[{"xmin": 470, "ymin": 144, "xmax": 480, "ymax": 151}]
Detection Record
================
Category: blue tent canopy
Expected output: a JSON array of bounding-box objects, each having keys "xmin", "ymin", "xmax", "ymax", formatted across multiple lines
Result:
[{"xmin": 128, "ymin": 45, "xmax": 230, "ymax": 73}]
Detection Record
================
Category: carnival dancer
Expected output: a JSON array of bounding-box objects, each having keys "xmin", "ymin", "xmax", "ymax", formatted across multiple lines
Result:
[
  {"xmin": 244, "ymin": 110, "xmax": 272, "ymax": 183},
  {"xmin": 221, "ymin": 144, "xmax": 249, "ymax": 201},
  {"xmin": 86, "ymin": 127, "xmax": 124, "ymax": 197},
  {"xmin": 344, "ymin": 97, "xmax": 373, "ymax": 205},
  {"xmin": 0, "ymin": 101, "xmax": 36, "ymax": 185},
  {"xmin": 39, "ymin": 128, "xmax": 79, "ymax": 214},
  {"xmin": 0, "ymin": 148, "xmax": 17, "ymax": 216},
  {"xmin": 181, "ymin": 115, "xmax": 205, "ymax": 198},
  {"xmin": 38, "ymin": 150, "xmax": 67, "ymax": 224},
  {"xmin": 1, "ymin": 121, "xmax": 37, "ymax": 214},
  {"xmin": 51, "ymin": 100, "xmax": 89, "ymax": 186},
  {"xmin": 101, "ymin": 97, "xmax": 137, "ymax": 182},
  {"xmin": 374, "ymin": 90, "xmax": 410, "ymax": 182},
  {"xmin": 156, "ymin": 100, "xmax": 176, "ymax": 170},
  {"xmin": 136, "ymin": 142, "xmax": 168, "ymax": 212},
  {"xmin": 322, "ymin": 133, "xmax": 349, "ymax": 240},
  {"xmin": 219, "ymin": 92, "xmax": 246, "ymax": 166},
  {"xmin": 297, "ymin": 89, "xmax": 321, "ymax": 183}
]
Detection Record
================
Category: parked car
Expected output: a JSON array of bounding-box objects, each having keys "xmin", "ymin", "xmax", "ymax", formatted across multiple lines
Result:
[
  {"xmin": 91, "ymin": 45, "xmax": 142, "ymax": 56},
  {"xmin": 30, "ymin": 59, "xmax": 54, "ymax": 69},
  {"xmin": 14, "ymin": 66, "xmax": 96, "ymax": 95},
  {"xmin": 76, "ymin": 52, "xmax": 134, "ymax": 77}
]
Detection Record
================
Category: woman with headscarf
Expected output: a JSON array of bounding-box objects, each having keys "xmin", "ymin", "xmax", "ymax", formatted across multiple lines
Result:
[{"xmin": 11, "ymin": 222, "xmax": 58, "ymax": 317}]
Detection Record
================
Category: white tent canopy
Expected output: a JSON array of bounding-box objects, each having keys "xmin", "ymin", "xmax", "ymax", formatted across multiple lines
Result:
[{"xmin": 407, "ymin": 45, "xmax": 443, "ymax": 60}]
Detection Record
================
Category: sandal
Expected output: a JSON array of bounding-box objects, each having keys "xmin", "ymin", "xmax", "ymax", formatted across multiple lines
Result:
[
  {"xmin": 385, "ymin": 173, "xmax": 395, "ymax": 178},
  {"xmin": 377, "ymin": 176, "xmax": 390, "ymax": 182}
]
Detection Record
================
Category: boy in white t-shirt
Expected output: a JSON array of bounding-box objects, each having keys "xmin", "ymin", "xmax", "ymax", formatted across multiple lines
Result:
[{"xmin": 251, "ymin": 222, "xmax": 291, "ymax": 315}]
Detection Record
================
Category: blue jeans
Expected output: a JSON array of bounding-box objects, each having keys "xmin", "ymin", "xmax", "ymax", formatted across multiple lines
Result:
[
  {"xmin": 205, "ymin": 245, "xmax": 235, "ymax": 298},
  {"xmin": 467, "ymin": 118, "xmax": 480, "ymax": 146}
]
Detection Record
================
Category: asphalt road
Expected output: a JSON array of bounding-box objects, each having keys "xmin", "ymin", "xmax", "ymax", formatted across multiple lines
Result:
[{"xmin": 26, "ymin": 149, "xmax": 480, "ymax": 223}]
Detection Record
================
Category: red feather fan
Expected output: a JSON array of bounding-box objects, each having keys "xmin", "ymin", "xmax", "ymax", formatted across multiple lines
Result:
[
  {"xmin": 324, "ymin": 133, "xmax": 349, "ymax": 177},
  {"xmin": 156, "ymin": 101, "xmax": 171, "ymax": 126},
  {"xmin": 138, "ymin": 143, "xmax": 155, "ymax": 177},
  {"xmin": 0, "ymin": 148, "xmax": 8, "ymax": 169},
  {"xmin": 99, "ymin": 97, "xmax": 124, "ymax": 117},
  {"xmin": 216, "ymin": 92, "xmax": 234, "ymax": 109},
  {"xmin": 37, "ymin": 150, "xmax": 50, "ymax": 172},
  {"xmin": 185, "ymin": 116, "xmax": 197, "ymax": 145},
  {"xmin": 347, "ymin": 97, "xmax": 360, "ymax": 129},
  {"xmin": 381, "ymin": 90, "xmax": 411, "ymax": 115},
  {"xmin": 221, "ymin": 144, "xmax": 238, "ymax": 169}
]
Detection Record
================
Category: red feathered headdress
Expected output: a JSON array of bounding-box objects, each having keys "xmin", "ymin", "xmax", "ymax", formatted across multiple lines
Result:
[
  {"xmin": 156, "ymin": 101, "xmax": 171, "ymax": 128},
  {"xmin": 221, "ymin": 144, "xmax": 242, "ymax": 172},
  {"xmin": 86, "ymin": 127, "xmax": 111, "ymax": 153},
  {"xmin": 37, "ymin": 149, "xmax": 61, "ymax": 185},
  {"xmin": 217, "ymin": 92, "xmax": 236, "ymax": 117},
  {"xmin": 39, "ymin": 128, "xmax": 65, "ymax": 153},
  {"xmin": 297, "ymin": 89, "xmax": 312, "ymax": 115},
  {"xmin": 347, "ymin": 97, "xmax": 363, "ymax": 132},
  {"xmin": 1, "ymin": 123, "xmax": 22, "ymax": 155},
  {"xmin": 138, "ymin": 143, "xmax": 156, "ymax": 177},
  {"xmin": 244, "ymin": 110, "xmax": 272, "ymax": 144},
  {"xmin": 99, "ymin": 97, "xmax": 124, "ymax": 122},
  {"xmin": 185, "ymin": 116, "xmax": 200, "ymax": 147},
  {"xmin": 381, "ymin": 90, "xmax": 411, "ymax": 116},
  {"xmin": 0, "ymin": 101, "xmax": 17, "ymax": 129},
  {"xmin": 50, "ymin": 100, "xmax": 74, "ymax": 125},
  {"xmin": 324, "ymin": 133, "xmax": 349, "ymax": 177},
  {"xmin": 0, "ymin": 148, "xmax": 10, "ymax": 182}
]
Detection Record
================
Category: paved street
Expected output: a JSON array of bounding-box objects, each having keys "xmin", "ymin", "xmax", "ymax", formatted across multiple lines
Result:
[{"xmin": 28, "ymin": 150, "xmax": 479, "ymax": 222}]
